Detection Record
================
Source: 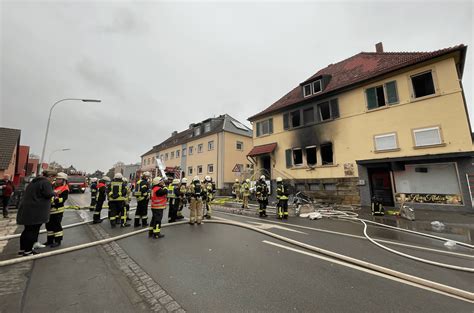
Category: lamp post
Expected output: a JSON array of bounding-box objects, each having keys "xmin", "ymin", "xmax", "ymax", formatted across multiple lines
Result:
[
  {"xmin": 48, "ymin": 148, "xmax": 71, "ymax": 165},
  {"xmin": 39, "ymin": 98, "xmax": 101, "ymax": 174}
]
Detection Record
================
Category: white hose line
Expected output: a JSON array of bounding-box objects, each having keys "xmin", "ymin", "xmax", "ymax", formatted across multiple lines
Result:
[
  {"xmin": 0, "ymin": 217, "xmax": 472, "ymax": 302},
  {"xmin": 0, "ymin": 207, "xmax": 138, "ymax": 241},
  {"xmin": 0, "ymin": 220, "xmax": 189, "ymax": 267},
  {"xmin": 339, "ymin": 216, "xmax": 474, "ymax": 249},
  {"xmin": 359, "ymin": 220, "xmax": 474, "ymax": 273},
  {"xmin": 205, "ymin": 219, "xmax": 474, "ymax": 302}
]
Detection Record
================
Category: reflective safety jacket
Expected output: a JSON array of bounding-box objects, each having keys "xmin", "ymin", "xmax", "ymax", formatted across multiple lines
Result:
[
  {"xmin": 151, "ymin": 185, "xmax": 168, "ymax": 209},
  {"xmin": 179, "ymin": 184, "xmax": 187, "ymax": 199},
  {"xmin": 134, "ymin": 179, "xmax": 150, "ymax": 201},
  {"xmin": 97, "ymin": 182, "xmax": 107, "ymax": 201},
  {"xmin": 90, "ymin": 182, "xmax": 98, "ymax": 195},
  {"xmin": 108, "ymin": 180, "xmax": 127, "ymax": 201},
  {"xmin": 241, "ymin": 182, "xmax": 250, "ymax": 197},
  {"xmin": 232, "ymin": 182, "xmax": 240, "ymax": 195},
  {"xmin": 256, "ymin": 181, "xmax": 269, "ymax": 200},
  {"xmin": 51, "ymin": 184, "xmax": 69, "ymax": 214},
  {"xmin": 276, "ymin": 183, "xmax": 289, "ymax": 200},
  {"xmin": 203, "ymin": 182, "xmax": 216, "ymax": 201},
  {"xmin": 167, "ymin": 183, "xmax": 180, "ymax": 199}
]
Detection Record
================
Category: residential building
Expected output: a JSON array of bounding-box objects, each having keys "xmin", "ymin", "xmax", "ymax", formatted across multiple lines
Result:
[
  {"xmin": 248, "ymin": 43, "xmax": 473, "ymax": 211},
  {"xmin": 140, "ymin": 114, "xmax": 253, "ymax": 190},
  {"xmin": 0, "ymin": 127, "xmax": 21, "ymax": 179},
  {"xmin": 122, "ymin": 163, "xmax": 140, "ymax": 183}
]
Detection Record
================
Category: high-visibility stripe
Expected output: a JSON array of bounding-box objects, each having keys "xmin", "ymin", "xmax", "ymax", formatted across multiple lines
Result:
[{"xmin": 54, "ymin": 231, "xmax": 63, "ymax": 237}]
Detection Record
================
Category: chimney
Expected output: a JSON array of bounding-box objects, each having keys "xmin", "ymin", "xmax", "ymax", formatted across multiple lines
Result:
[
  {"xmin": 375, "ymin": 42, "xmax": 384, "ymax": 53},
  {"xmin": 171, "ymin": 130, "xmax": 178, "ymax": 137}
]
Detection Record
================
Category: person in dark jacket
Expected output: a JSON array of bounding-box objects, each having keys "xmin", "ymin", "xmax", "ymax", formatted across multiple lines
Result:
[
  {"xmin": 16, "ymin": 170, "xmax": 56, "ymax": 256},
  {"xmin": 0, "ymin": 175, "xmax": 15, "ymax": 218}
]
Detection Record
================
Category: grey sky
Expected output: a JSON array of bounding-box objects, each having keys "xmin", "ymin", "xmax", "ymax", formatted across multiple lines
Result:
[{"xmin": 1, "ymin": 0, "xmax": 472, "ymax": 173}]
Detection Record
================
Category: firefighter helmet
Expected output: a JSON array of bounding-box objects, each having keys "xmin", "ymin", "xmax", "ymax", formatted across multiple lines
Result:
[
  {"xmin": 181, "ymin": 178, "xmax": 188, "ymax": 184},
  {"xmin": 193, "ymin": 176, "xmax": 200, "ymax": 182},
  {"xmin": 276, "ymin": 177, "xmax": 283, "ymax": 182},
  {"xmin": 57, "ymin": 172, "xmax": 68, "ymax": 180},
  {"xmin": 172, "ymin": 178, "xmax": 180, "ymax": 184},
  {"xmin": 235, "ymin": 178, "xmax": 239, "ymax": 182},
  {"xmin": 102, "ymin": 176, "xmax": 111, "ymax": 182},
  {"xmin": 246, "ymin": 178, "xmax": 250, "ymax": 183},
  {"xmin": 123, "ymin": 177, "xmax": 129, "ymax": 183},
  {"xmin": 91, "ymin": 177, "xmax": 98, "ymax": 182},
  {"xmin": 142, "ymin": 171, "xmax": 151, "ymax": 178},
  {"xmin": 260, "ymin": 175, "xmax": 265, "ymax": 180},
  {"xmin": 152, "ymin": 177, "xmax": 163, "ymax": 185},
  {"xmin": 114, "ymin": 173, "xmax": 123, "ymax": 180},
  {"xmin": 205, "ymin": 175, "xmax": 211, "ymax": 182}
]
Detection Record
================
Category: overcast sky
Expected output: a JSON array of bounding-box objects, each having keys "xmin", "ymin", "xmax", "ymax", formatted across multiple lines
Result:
[{"xmin": 1, "ymin": 0, "xmax": 473, "ymax": 173}]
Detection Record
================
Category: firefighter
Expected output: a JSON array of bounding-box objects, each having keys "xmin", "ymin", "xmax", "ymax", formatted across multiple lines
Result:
[
  {"xmin": 93, "ymin": 176, "xmax": 109, "ymax": 224},
  {"xmin": 89, "ymin": 177, "xmax": 98, "ymax": 211},
  {"xmin": 256, "ymin": 175, "xmax": 269, "ymax": 217},
  {"xmin": 107, "ymin": 173, "xmax": 129, "ymax": 228},
  {"xmin": 167, "ymin": 178, "xmax": 180, "ymax": 223},
  {"xmin": 149, "ymin": 177, "xmax": 167, "ymax": 238},
  {"xmin": 123, "ymin": 177, "xmax": 132, "ymax": 221},
  {"xmin": 276, "ymin": 177, "xmax": 289, "ymax": 219},
  {"xmin": 177, "ymin": 178, "xmax": 188, "ymax": 220},
  {"xmin": 203, "ymin": 176, "xmax": 216, "ymax": 219},
  {"xmin": 188, "ymin": 176, "xmax": 203, "ymax": 225},
  {"xmin": 133, "ymin": 171, "xmax": 151, "ymax": 227},
  {"xmin": 241, "ymin": 178, "xmax": 250, "ymax": 209},
  {"xmin": 45, "ymin": 172, "xmax": 69, "ymax": 247},
  {"xmin": 232, "ymin": 179, "xmax": 241, "ymax": 201},
  {"xmin": 371, "ymin": 196, "xmax": 385, "ymax": 216}
]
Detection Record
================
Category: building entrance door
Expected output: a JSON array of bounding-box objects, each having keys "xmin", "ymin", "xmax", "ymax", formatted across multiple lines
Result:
[
  {"xmin": 368, "ymin": 168, "xmax": 394, "ymax": 206},
  {"xmin": 260, "ymin": 155, "xmax": 271, "ymax": 179}
]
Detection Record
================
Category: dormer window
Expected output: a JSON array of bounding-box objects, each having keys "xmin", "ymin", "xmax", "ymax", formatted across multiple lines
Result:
[
  {"xmin": 303, "ymin": 84, "xmax": 312, "ymax": 97},
  {"xmin": 312, "ymin": 80, "xmax": 322, "ymax": 94},
  {"xmin": 194, "ymin": 127, "xmax": 201, "ymax": 137},
  {"xmin": 204, "ymin": 122, "xmax": 211, "ymax": 133}
]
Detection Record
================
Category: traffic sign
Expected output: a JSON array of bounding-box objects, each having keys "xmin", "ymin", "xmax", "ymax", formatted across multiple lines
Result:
[{"xmin": 232, "ymin": 164, "xmax": 242, "ymax": 172}]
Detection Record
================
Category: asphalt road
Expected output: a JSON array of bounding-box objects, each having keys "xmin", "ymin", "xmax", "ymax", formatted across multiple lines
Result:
[{"xmin": 1, "ymin": 191, "xmax": 473, "ymax": 313}]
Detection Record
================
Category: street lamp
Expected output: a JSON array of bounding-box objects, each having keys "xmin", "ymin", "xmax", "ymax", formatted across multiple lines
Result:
[
  {"xmin": 48, "ymin": 148, "xmax": 71, "ymax": 164},
  {"xmin": 39, "ymin": 98, "xmax": 101, "ymax": 174}
]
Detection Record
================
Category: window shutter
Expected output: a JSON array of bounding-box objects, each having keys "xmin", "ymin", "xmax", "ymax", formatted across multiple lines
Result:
[
  {"xmin": 283, "ymin": 113, "xmax": 289, "ymax": 130},
  {"xmin": 330, "ymin": 99, "xmax": 340, "ymax": 119},
  {"xmin": 285, "ymin": 149, "xmax": 292, "ymax": 168},
  {"xmin": 366, "ymin": 88, "xmax": 377, "ymax": 110},
  {"xmin": 385, "ymin": 81, "xmax": 399, "ymax": 104},
  {"xmin": 256, "ymin": 122, "xmax": 261, "ymax": 137},
  {"xmin": 269, "ymin": 118, "xmax": 273, "ymax": 134}
]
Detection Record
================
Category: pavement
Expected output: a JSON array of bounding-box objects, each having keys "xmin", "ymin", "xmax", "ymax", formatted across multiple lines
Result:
[{"xmin": 0, "ymin": 191, "xmax": 473, "ymax": 313}]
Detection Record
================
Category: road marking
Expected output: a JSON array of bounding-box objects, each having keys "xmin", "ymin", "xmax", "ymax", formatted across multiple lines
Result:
[
  {"xmin": 214, "ymin": 211, "xmax": 474, "ymax": 259},
  {"xmin": 262, "ymin": 240, "xmax": 474, "ymax": 304},
  {"xmin": 246, "ymin": 222, "xmax": 307, "ymax": 234}
]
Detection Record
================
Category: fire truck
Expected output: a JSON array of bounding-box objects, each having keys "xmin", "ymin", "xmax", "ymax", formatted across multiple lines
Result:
[{"xmin": 68, "ymin": 173, "xmax": 88, "ymax": 193}]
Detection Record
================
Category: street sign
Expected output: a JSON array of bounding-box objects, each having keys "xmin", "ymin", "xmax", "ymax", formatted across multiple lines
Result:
[{"xmin": 232, "ymin": 164, "xmax": 242, "ymax": 172}]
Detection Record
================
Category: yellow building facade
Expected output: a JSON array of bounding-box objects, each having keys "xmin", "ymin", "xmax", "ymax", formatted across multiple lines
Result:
[
  {"xmin": 140, "ymin": 114, "xmax": 253, "ymax": 190},
  {"xmin": 248, "ymin": 44, "xmax": 473, "ymax": 211}
]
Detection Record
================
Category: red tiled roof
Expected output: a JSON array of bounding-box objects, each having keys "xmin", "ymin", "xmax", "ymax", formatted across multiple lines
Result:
[
  {"xmin": 249, "ymin": 45, "xmax": 467, "ymax": 121},
  {"xmin": 247, "ymin": 143, "xmax": 277, "ymax": 157}
]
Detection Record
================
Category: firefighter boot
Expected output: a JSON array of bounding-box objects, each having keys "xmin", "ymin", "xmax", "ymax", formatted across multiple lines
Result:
[
  {"xmin": 142, "ymin": 218, "xmax": 148, "ymax": 227},
  {"xmin": 134, "ymin": 218, "xmax": 140, "ymax": 228}
]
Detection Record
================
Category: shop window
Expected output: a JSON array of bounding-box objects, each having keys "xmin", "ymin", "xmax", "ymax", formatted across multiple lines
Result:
[
  {"xmin": 411, "ymin": 71, "xmax": 435, "ymax": 98},
  {"xmin": 320, "ymin": 143, "xmax": 333, "ymax": 165},
  {"xmin": 374, "ymin": 133, "xmax": 398, "ymax": 151},
  {"xmin": 291, "ymin": 110, "xmax": 301, "ymax": 127},
  {"xmin": 413, "ymin": 127, "xmax": 442, "ymax": 147},
  {"xmin": 197, "ymin": 165, "xmax": 203, "ymax": 174},
  {"xmin": 303, "ymin": 107, "xmax": 315, "ymax": 125},
  {"xmin": 292, "ymin": 148, "xmax": 303, "ymax": 166},
  {"xmin": 306, "ymin": 146, "xmax": 317, "ymax": 166}
]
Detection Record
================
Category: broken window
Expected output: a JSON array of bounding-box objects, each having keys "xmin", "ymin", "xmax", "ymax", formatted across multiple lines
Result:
[
  {"xmin": 320, "ymin": 143, "xmax": 333, "ymax": 165},
  {"xmin": 291, "ymin": 110, "xmax": 301, "ymax": 127},
  {"xmin": 292, "ymin": 148, "xmax": 303, "ymax": 166},
  {"xmin": 411, "ymin": 71, "xmax": 435, "ymax": 98},
  {"xmin": 305, "ymin": 146, "xmax": 317, "ymax": 166},
  {"xmin": 303, "ymin": 107, "xmax": 315, "ymax": 125},
  {"xmin": 319, "ymin": 101, "xmax": 331, "ymax": 121}
]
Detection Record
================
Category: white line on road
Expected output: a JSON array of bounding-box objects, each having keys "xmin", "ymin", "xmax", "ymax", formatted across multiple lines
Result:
[
  {"xmin": 246, "ymin": 221, "xmax": 307, "ymax": 234},
  {"xmin": 214, "ymin": 211, "xmax": 474, "ymax": 259},
  {"xmin": 262, "ymin": 240, "xmax": 474, "ymax": 304}
]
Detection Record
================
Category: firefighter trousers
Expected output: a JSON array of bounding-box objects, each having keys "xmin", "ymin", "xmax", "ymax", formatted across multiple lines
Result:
[
  {"xmin": 90, "ymin": 192, "xmax": 97, "ymax": 209},
  {"xmin": 46, "ymin": 212, "xmax": 63, "ymax": 244},
  {"xmin": 168, "ymin": 199, "xmax": 179, "ymax": 222},
  {"xmin": 258, "ymin": 199, "xmax": 268, "ymax": 216},
  {"xmin": 277, "ymin": 199, "xmax": 288, "ymax": 219},
  {"xmin": 109, "ymin": 201, "xmax": 125, "ymax": 226},
  {"xmin": 242, "ymin": 195, "xmax": 249, "ymax": 208},
  {"xmin": 93, "ymin": 199, "xmax": 105, "ymax": 222},
  {"xmin": 134, "ymin": 199, "xmax": 149, "ymax": 226},
  {"xmin": 204, "ymin": 199, "xmax": 212, "ymax": 217},
  {"xmin": 150, "ymin": 209, "xmax": 164, "ymax": 235},
  {"xmin": 189, "ymin": 198, "xmax": 203, "ymax": 224}
]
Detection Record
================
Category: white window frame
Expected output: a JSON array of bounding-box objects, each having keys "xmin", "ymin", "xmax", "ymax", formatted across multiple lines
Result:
[
  {"xmin": 197, "ymin": 165, "xmax": 203, "ymax": 174},
  {"xmin": 312, "ymin": 80, "xmax": 322, "ymax": 94},
  {"xmin": 176, "ymin": 150, "xmax": 180, "ymax": 157},
  {"xmin": 236, "ymin": 141, "xmax": 243, "ymax": 151},
  {"xmin": 204, "ymin": 123, "xmax": 211, "ymax": 133},
  {"xmin": 207, "ymin": 164, "xmax": 214, "ymax": 173},
  {"xmin": 374, "ymin": 133, "xmax": 398, "ymax": 151},
  {"xmin": 188, "ymin": 166, "xmax": 193, "ymax": 176},
  {"xmin": 198, "ymin": 144, "xmax": 203, "ymax": 153},
  {"xmin": 413, "ymin": 126, "xmax": 442, "ymax": 147},
  {"xmin": 303, "ymin": 83, "xmax": 312, "ymax": 97},
  {"xmin": 194, "ymin": 127, "xmax": 201, "ymax": 137},
  {"xmin": 208, "ymin": 141, "xmax": 214, "ymax": 151}
]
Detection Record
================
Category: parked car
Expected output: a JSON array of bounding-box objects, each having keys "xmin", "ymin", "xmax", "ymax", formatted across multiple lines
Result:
[{"xmin": 68, "ymin": 175, "xmax": 87, "ymax": 193}]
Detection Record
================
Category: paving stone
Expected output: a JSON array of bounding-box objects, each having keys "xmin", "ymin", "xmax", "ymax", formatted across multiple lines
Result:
[
  {"xmin": 152, "ymin": 290, "xmax": 166, "ymax": 298},
  {"xmin": 158, "ymin": 295, "xmax": 173, "ymax": 305},
  {"xmin": 165, "ymin": 301, "xmax": 180, "ymax": 312}
]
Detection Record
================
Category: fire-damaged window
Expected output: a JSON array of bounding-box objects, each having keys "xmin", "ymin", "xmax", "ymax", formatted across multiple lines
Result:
[
  {"xmin": 283, "ymin": 113, "xmax": 290, "ymax": 130},
  {"xmin": 306, "ymin": 146, "xmax": 317, "ymax": 166},
  {"xmin": 320, "ymin": 143, "xmax": 334, "ymax": 165},
  {"xmin": 319, "ymin": 99, "xmax": 339, "ymax": 121},
  {"xmin": 411, "ymin": 71, "xmax": 435, "ymax": 98},
  {"xmin": 366, "ymin": 80, "xmax": 399, "ymax": 110},
  {"xmin": 292, "ymin": 148, "xmax": 303, "ymax": 166},
  {"xmin": 290, "ymin": 110, "xmax": 301, "ymax": 128}
]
